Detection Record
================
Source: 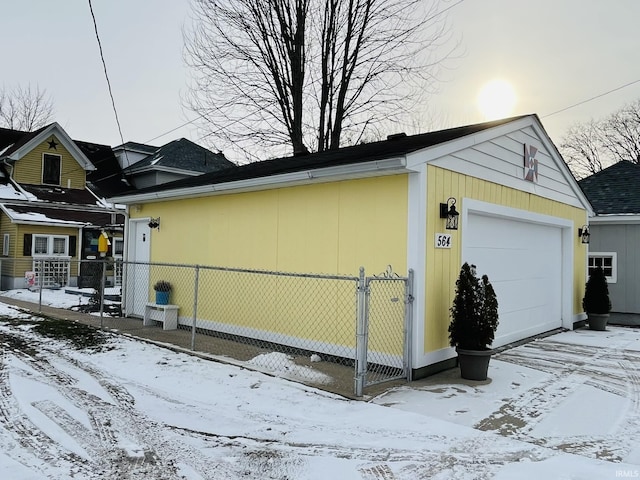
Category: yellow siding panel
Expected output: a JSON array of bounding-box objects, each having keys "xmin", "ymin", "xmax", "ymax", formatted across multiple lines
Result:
[
  {"xmin": 137, "ymin": 176, "xmax": 408, "ymax": 276},
  {"xmin": 131, "ymin": 176, "xmax": 408, "ymax": 350},
  {"xmin": 12, "ymin": 136, "xmax": 86, "ymax": 188},
  {"xmin": 424, "ymin": 165, "xmax": 588, "ymax": 353}
]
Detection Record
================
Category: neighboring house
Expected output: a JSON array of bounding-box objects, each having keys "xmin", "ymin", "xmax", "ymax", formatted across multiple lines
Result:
[
  {"xmin": 579, "ymin": 160, "xmax": 640, "ymax": 314},
  {"xmin": 112, "ymin": 114, "xmax": 592, "ymax": 378},
  {"xmin": 116, "ymin": 138, "xmax": 234, "ymax": 190},
  {"xmin": 0, "ymin": 123, "xmax": 125, "ymax": 289}
]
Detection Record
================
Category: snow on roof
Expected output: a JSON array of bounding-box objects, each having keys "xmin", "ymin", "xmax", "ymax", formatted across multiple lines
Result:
[
  {"xmin": 2, "ymin": 207, "xmax": 86, "ymax": 226},
  {"xmin": 0, "ymin": 183, "xmax": 33, "ymax": 201},
  {"xmin": 0, "ymin": 143, "xmax": 14, "ymax": 156},
  {"xmin": 150, "ymin": 155, "xmax": 164, "ymax": 166}
]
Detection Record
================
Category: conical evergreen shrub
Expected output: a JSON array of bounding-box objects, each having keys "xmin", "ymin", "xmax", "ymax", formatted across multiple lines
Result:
[
  {"xmin": 448, "ymin": 263, "xmax": 499, "ymax": 350},
  {"xmin": 582, "ymin": 267, "xmax": 611, "ymax": 314}
]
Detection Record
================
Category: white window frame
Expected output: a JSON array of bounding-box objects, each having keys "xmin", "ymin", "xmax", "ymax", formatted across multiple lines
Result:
[
  {"xmin": 32, "ymin": 235, "xmax": 69, "ymax": 257},
  {"xmin": 42, "ymin": 153, "xmax": 62, "ymax": 186},
  {"xmin": 113, "ymin": 237, "xmax": 124, "ymax": 257},
  {"xmin": 2, "ymin": 233, "xmax": 9, "ymax": 256},
  {"xmin": 588, "ymin": 252, "xmax": 617, "ymax": 284}
]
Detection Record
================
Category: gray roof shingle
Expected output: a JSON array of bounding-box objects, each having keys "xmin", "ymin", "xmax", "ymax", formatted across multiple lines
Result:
[
  {"xmin": 579, "ymin": 161, "xmax": 640, "ymax": 214},
  {"xmin": 123, "ymin": 138, "xmax": 234, "ymax": 174}
]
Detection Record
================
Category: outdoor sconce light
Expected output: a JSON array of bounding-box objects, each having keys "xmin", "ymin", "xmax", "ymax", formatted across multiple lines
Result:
[
  {"xmin": 439, "ymin": 197, "xmax": 459, "ymax": 230},
  {"xmin": 148, "ymin": 217, "xmax": 161, "ymax": 230},
  {"xmin": 578, "ymin": 225, "xmax": 590, "ymax": 244}
]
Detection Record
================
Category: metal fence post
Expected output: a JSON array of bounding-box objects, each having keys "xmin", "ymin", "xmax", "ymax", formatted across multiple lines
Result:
[
  {"xmin": 38, "ymin": 259, "xmax": 43, "ymax": 313},
  {"xmin": 404, "ymin": 269, "xmax": 415, "ymax": 382},
  {"xmin": 355, "ymin": 267, "xmax": 369, "ymax": 397},
  {"xmin": 99, "ymin": 261, "xmax": 107, "ymax": 328},
  {"xmin": 191, "ymin": 265, "xmax": 199, "ymax": 351}
]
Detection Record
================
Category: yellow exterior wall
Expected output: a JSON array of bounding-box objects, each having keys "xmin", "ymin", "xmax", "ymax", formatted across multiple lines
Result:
[
  {"xmin": 424, "ymin": 165, "xmax": 588, "ymax": 353},
  {"xmin": 0, "ymin": 222, "xmax": 80, "ymax": 279},
  {"xmin": 12, "ymin": 136, "xmax": 86, "ymax": 189},
  {"xmin": 131, "ymin": 176, "xmax": 408, "ymax": 349},
  {"xmin": 132, "ymin": 176, "xmax": 408, "ymax": 275}
]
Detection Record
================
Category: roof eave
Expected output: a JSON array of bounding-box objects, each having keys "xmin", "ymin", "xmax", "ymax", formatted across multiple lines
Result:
[
  {"xmin": 111, "ymin": 157, "xmax": 409, "ymax": 204},
  {"xmin": 590, "ymin": 214, "xmax": 640, "ymax": 225},
  {"xmin": 8, "ymin": 123, "xmax": 96, "ymax": 171}
]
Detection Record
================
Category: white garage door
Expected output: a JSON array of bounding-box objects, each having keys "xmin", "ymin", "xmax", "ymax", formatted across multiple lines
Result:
[{"xmin": 464, "ymin": 214, "xmax": 563, "ymax": 347}]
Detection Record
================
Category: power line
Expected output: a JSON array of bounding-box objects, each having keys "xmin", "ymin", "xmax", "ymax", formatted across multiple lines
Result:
[
  {"xmin": 542, "ymin": 78, "xmax": 640, "ymax": 118},
  {"xmin": 145, "ymin": 115, "xmax": 204, "ymax": 143},
  {"xmin": 87, "ymin": 0, "xmax": 129, "ymax": 165}
]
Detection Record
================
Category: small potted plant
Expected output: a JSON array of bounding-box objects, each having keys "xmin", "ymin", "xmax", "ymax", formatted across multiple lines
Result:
[
  {"xmin": 153, "ymin": 280, "xmax": 172, "ymax": 305},
  {"xmin": 448, "ymin": 262, "xmax": 499, "ymax": 380},
  {"xmin": 582, "ymin": 266, "xmax": 611, "ymax": 331}
]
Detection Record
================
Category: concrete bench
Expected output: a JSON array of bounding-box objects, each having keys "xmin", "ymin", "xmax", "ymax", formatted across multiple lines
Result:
[{"xmin": 143, "ymin": 303, "xmax": 179, "ymax": 330}]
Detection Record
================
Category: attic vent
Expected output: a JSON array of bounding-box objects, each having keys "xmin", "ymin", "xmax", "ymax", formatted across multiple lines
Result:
[{"xmin": 387, "ymin": 133, "xmax": 407, "ymax": 141}]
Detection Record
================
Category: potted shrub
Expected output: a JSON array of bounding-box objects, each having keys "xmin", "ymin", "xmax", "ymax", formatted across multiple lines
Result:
[
  {"xmin": 448, "ymin": 263, "xmax": 499, "ymax": 381},
  {"xmin": 153, "ymin": 280, "xmax": 172, "ymax": 305},
  {"xmin": 582, "ymin": 266, "xmax": 611, "ymax": 331}
]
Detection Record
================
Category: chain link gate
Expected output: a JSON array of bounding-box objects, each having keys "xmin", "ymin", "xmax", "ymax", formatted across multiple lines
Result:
[
  {"xmin": 0, "ymin": 257, "xmax": 414, "ymax": 398},
  {"xmin": 355, "ymin": 267, "xmax": 414, "ymax": 397}
]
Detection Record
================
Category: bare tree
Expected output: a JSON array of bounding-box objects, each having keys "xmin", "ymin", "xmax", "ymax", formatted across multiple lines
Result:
[
  {"xmin": 0, "ymin": 84, "xmax": 54, "ymax": 132},
  {"xmin": 184, "ymin": 0, "xmax": 455, "ymax": 160},
  {"xmin": 561, "ymin": 99, "xmax": 640, "ymax": 179},
  {"xmin": 602, "ymin": 100, "xmax": 640, "ymax": 164},
  {"xmin": 561, "ymin": 120, "xmax": 606, "ymax": 179}
]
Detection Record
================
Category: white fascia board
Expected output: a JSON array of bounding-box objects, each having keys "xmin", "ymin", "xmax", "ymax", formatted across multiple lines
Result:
[
  {"xmin": 127, "ymin": 165, "xmax": 203, "ymax": 176},
  {"xmin": 111, "ymin": 157, "xmax": 409, "ymax": 204},
  {"xmin": 8, "ymin": 122, "xmax": 96, "ymax": 171},
  {"xmin": 12, "ymin": 219, "xmax": 87, "ymax": 227},
  {"xmin": 590, "ymin": 214, "xmax": 640, "ymax": 225}
]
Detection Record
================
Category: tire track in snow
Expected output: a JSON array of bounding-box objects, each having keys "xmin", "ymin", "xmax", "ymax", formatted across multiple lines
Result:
[
  {"xmin": 477, "ymin": 340, "xmax": 640, "ymax": 461},
  {"xmin": 0, "ymin": 333, "xmax": 96, "ymax": 477}
]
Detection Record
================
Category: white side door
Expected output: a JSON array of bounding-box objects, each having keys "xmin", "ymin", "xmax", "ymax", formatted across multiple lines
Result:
[{"xmin": 125, "ymin": 219, "xmax": 151, "ymax": 317}]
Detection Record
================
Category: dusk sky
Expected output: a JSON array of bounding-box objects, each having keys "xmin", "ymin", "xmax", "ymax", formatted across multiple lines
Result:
[{"xmin": 3, "ymin": 0, "xmax": 640, "ymax": 160}]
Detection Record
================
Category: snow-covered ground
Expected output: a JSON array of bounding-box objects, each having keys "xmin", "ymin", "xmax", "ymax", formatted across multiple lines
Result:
[{"xmin": 1, "ymin": 296, "xmax": 640, "ymax": 479}]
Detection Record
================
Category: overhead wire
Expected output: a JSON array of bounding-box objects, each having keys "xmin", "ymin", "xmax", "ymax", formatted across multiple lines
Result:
[
  {"xmin": 542, "ymin": 78, "xmax": 640, "ymax": 118},
  {"xmin": 87, "ymin": 0, "xmax": 129, "ymax": 166}
]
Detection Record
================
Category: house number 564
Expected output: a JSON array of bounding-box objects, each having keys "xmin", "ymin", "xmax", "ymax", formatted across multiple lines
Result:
[{"xmin": 435, "ymin": 233, "xmax": 452, "ymax": 249}]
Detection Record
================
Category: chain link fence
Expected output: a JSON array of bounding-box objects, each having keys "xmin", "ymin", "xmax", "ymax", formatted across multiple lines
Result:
[{"xmin": 0, "ymin": 258, "xmax": 413, "ymax": 397}]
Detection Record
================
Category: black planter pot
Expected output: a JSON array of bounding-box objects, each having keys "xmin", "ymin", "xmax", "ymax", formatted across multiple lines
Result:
[
  {"xmin": 587, "ymin": 313, "xmax": 609, "ymax": 331},
  {"xmin": 456, "ymin": 347, "xmax": 493, "ymax": 381}
]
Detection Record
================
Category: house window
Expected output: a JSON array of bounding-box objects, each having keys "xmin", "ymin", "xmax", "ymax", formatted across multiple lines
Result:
[
  {"xmin": 588, "ymin": 252, "xmax": 617, "ymax": 283},
  {"xmin": 43, "ymin": 153, "xmax": 61, "ymax": 185},
  {"xmin": 2, "ymin": 234, "xmax": 9, "ymax": 256},
  {"xmin": 32, "ymin": 235, "xmax": 69, "ymax": 257},
  {"xmin": 113, "ymin": 238, "xmax": 124, "ymax": 256}
]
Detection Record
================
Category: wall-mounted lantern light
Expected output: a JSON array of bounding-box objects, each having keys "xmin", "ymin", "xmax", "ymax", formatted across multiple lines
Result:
[
  {"xmin": 578, "ymin": 225, "xmax": 590, "ymax": 244},
  {"xmin": 148, "ymin": 217, "xmax": 161, "ymax": 230},
  {"xmin": 439, "ymin": 197, "xmax": 459, "ymax": 230}
]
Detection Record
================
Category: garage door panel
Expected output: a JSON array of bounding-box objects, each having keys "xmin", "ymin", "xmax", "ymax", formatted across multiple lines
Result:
[
  {"xmin": 495, "ymin": 278, "xmax": 559, "ymax": 313},
  {"xmin": 465, "ymin": 213, "xmax": 563, "ymax": 347}
]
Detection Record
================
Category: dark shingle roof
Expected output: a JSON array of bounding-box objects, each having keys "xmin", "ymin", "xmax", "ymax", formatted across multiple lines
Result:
[
  {"xmin": 4, "ymin": 204, "xmax": 125, "ymax": 227},
  {"xmin": 123, "ymin": 138, "xmax": 234, "ymax": 174},
  {"xmin": 132, "ymin": 115, "xmax": 529, "ymax": 195},
  {"xmin": 579, "ymin": 161, "xmax": 640, "ymax": 214},
  {"xmin": 20, "ymin": 184, "xmax": 103, "ymax": 205},
  {"xmin": 0, "ymin": 125, "xmax": 48, "ymax": 157},
  {"xmin": 115, "ymin": 141, "xmax": 158, "ymax": 155},
  {"xmin": 76, "ymin": 140, "xmax": 133, "ymax": 197}
]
